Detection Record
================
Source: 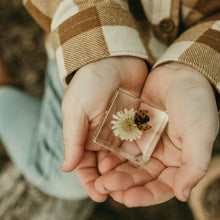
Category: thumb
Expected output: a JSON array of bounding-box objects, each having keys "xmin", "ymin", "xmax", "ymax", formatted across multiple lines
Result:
[
  {"xmin": 173, "ymin": 130, "xmax": 215, "ymax": 201},
  {"xmin": 61, "ymin": 95, "xmax": 89, "ymax": 172}
]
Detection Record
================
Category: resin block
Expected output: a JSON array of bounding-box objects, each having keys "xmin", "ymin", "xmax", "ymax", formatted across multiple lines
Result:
[{"xmin": 93, "ymin": 88, "xmax": 168, "ymax": 166}]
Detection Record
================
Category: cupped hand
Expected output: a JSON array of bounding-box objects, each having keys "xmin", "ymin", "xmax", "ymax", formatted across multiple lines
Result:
[
  {"xmin": 95, "ymin": 62, "xmax": 219, "ymax": 206},
  {"xmin": 60, "ymin": 57, "xmax": 148, "ymax": 202}
]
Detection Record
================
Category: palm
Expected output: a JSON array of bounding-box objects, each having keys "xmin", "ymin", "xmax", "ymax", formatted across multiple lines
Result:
[{"xmin": 94, "ymin": 63, "xmax": 219, "ymax": 206}]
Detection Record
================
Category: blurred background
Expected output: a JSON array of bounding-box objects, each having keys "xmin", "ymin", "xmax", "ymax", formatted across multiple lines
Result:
[{"xmin": 0, "ymin": 1, "xmax": 219, "ymax": 219}]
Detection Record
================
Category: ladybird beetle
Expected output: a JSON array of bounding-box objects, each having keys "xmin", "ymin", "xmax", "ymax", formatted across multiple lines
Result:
[{"xmin": 134, "ymin": 110, "xmax": 151, "ymax": 131}]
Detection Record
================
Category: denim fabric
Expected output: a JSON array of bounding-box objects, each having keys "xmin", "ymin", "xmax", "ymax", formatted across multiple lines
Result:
[{"xmin": 0, "ymin": 60, "xmax": 87, "ymax": 200}]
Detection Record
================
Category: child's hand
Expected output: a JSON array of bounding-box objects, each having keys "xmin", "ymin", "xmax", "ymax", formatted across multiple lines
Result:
[
  {"xmin": 60, "ymin": 56, "xmax": 148, "ymax": 202},
  {"xmin": 94, "ymin": 62, "xmax": 219, "ymax": 206}
]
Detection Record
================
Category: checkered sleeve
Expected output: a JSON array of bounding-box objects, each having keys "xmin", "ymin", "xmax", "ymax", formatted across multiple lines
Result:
[
  {"xmin": 53, "ymin": 1, "xmax": 153, "ymax": 85},
  {"xmin": 23, "ymin": 0, "xmax": 62, "ymax": 32},
  {"xmin": 153, "ymin": 19, "xmax": 220, "ymax": 94},
  {"xmin": 23, "ymin": 0, "xmax": 151, "ymax": 86}
]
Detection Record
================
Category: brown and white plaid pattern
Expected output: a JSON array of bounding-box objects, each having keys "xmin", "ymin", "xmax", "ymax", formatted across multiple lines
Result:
[
  {"xmin": 24, "ymin": 0, "xmax": 220, "ymax": 94},
  {"xmin": 154, "ymin": 20, "xmax": 220, "ymax": 91}
]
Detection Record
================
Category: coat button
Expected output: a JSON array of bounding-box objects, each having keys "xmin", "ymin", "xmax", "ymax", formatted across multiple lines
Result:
[{"xmin": 159, "ymin": 18, "xmax": 174, "ymax": 33}]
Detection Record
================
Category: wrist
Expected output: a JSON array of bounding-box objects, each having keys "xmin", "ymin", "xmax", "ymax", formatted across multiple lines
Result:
[
  {"xmin": 161, "ymin": 62, "xmax": 215, "ymax": 91},
  {"xmin": 145, "ymin": 62, "xmax": 217, "ymax": 110}
]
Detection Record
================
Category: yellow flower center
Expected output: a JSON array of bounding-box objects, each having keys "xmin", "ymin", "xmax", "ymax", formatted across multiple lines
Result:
[{"xmin": 121, "ymin": 118, "xmax": 136, "ymax": 132}]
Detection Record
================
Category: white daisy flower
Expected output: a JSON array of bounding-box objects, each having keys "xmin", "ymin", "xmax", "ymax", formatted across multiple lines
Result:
[{"xmin": 111, "ymin": 108, "xmax": 143, "ymax": 142}]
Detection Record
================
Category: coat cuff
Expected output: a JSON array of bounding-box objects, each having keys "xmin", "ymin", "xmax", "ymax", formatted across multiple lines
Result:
[
  {"xmin": 51, "ymin": 4, "xmax": 152, "ymax": 86},
  {"xmin": 153, "ymin": 20, "xmax": 220, "ymax": 94}
]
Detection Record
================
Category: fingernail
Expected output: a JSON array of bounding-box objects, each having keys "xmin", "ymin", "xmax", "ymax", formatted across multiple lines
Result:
[
  {"xmin": 183, "ymin": 188, "xmax": 191, "ymax": 200},
  {"xmin": 60, "ymin": 160, "xmax": 67, "ymax": 170}
]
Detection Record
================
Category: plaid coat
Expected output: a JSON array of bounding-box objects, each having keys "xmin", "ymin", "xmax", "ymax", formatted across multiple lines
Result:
[{"xmin": 23, "ymin": 0, "xmax": 220, "ymax": 94}]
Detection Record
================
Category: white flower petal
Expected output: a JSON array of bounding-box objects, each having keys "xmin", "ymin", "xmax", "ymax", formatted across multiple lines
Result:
[{"xmin": 111, "ymin": 108, "xmax": 143, "ymax": 142}]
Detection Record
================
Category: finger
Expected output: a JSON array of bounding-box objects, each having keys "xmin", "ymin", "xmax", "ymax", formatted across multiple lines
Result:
[
  {"xmin": 95, "ymin": 171, "xmax": 134, "ymax": 194},
  {"xmin": 75, "ymin": 151, "xmax": 108, "ymax": 202},
  {"xmin": 110, "ymin": 191, "xmax": 124, "ymax": 204},
  {"xmin": 95, "ymin": 159, "xmax": 164, "ymax": 194},
  {"xmin": 61, "ymin": 96, "xmax": 88, "ymax": 172},
  {"xmin": 140, "ymin": 157, "xmax": 167, "ymax": 178},
  {"xmin": 121, "ymin": 167, "xmax": 176, "ymax": 207},
  {"xmin": 96, "ymin": 156, "xmax": 165, "ymax": 194},
  {"xmin": 173, "ymin": 129, "xmax": 216, "ymax": 201},
  {"xmin": 98, "ymin": 152, "xmax": 127, "ymax": 174},
  {"xmin": 122, "ymin": 183, "xmax": 173, "ymax": 208},
  {"xmin": 97, "ymin": 149, "xmax": 109, "ymax": 163},
  {"xmin": 115, "ymin": 157, "xmax": 165, "ymax": 180}
]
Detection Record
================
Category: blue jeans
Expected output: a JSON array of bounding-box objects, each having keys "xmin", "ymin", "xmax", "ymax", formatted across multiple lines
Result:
[{"xmin": 0, "ymin": 60, "xmax": 87, "ymax": 200}]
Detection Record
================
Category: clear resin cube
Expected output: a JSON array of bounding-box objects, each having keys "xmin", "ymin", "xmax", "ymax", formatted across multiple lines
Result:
[{"xmin": 93, "ymin": 88, "xmax": 168, "ymax": 166}]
